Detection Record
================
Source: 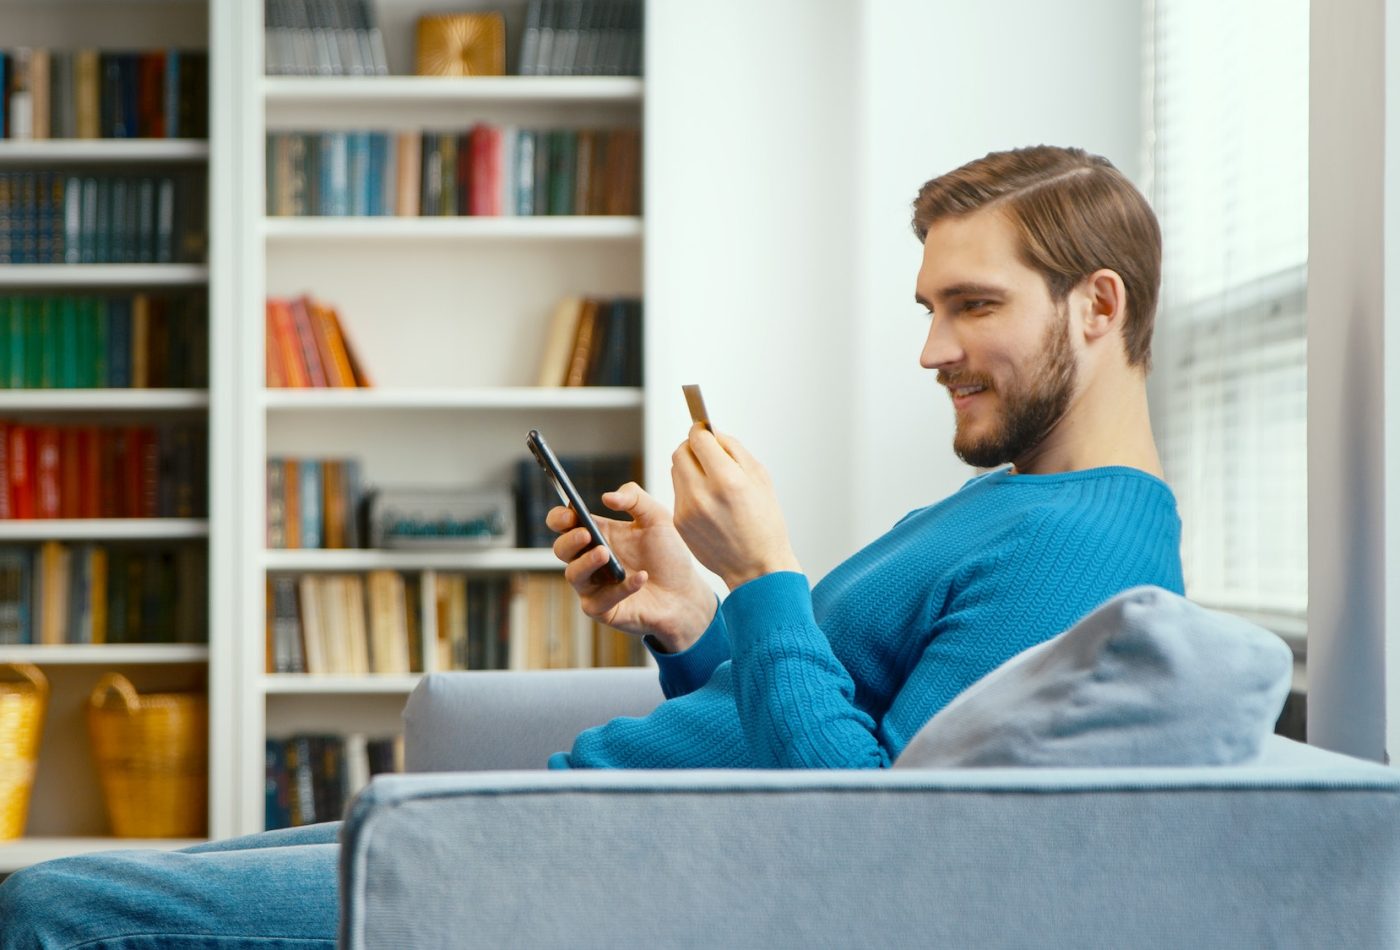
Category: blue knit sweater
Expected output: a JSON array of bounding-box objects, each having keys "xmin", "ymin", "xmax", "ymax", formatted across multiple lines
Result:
[{"xmin": 549, "ymin": 465, "xmax": 1184, "ymax": 769}]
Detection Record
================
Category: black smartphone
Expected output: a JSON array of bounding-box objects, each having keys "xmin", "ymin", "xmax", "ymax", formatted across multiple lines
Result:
[{"xmin": 526, "ymin": 428, "xmax": 627, "ymax": 584}]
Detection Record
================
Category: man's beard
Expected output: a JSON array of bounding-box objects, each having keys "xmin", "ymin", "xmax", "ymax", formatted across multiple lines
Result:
[{"xmin": 948, "ymin": 310, "xmax": 1077, "ymax": 469}]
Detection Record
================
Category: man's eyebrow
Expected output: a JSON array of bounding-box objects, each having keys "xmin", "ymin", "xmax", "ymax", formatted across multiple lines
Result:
[{"xmin": 915, "ymin": 283, "xmax": 1008, "ymax": 310}]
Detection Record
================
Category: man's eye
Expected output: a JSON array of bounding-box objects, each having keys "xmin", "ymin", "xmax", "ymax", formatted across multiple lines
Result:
[{"xmin": 963, "ymin": 300, "xmax": 992, "ymax": 313}]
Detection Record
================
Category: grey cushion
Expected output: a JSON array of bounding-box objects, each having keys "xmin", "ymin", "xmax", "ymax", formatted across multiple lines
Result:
[{"xmin": 893, "ymin": 586, "xmax": 1293, "ymax": 768}]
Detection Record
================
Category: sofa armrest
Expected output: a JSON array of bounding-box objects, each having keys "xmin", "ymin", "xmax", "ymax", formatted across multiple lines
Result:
[
  {"xmin": 401, "ymin": 668, "xmax": 664, "ymax": 772},
  {"xmin": 341, "ymin": 761, "xmax": 1400, "ymax": 949}
]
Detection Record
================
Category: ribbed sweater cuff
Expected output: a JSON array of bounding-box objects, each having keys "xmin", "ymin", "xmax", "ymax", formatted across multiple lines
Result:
[
  {"xmin": 722, "ymin": 571, "xmax": 814, "ymax": 655},
  {"xmin": 648, "ymin": 596, "xmax": 730, "ymax": 697}
]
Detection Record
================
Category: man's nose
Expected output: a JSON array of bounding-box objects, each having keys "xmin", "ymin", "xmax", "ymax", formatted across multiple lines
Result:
[{"xmin": 919, "ymin": 314, "xmax": 963, "ymax": 370}]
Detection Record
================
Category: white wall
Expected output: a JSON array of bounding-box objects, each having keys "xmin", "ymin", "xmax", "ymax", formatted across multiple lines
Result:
[
  {"xmin": 644, "ymin": 0, "xmax": 861, "ymax": 580},
  {"xmin": 646, "ymin": 0, "xmax": 1144, "ymax": 578},
  {"xmin": 1306, "ymin": 0, "xmax": 1400, "ymax": 761},
  {"xmin": 852, "ymin": 0, "xmax": 1144, "ymax": 546}
]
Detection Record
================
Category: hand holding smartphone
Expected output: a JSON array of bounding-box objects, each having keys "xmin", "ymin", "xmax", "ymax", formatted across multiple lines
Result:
[{"xmin": 527, "ymin": 428, "xmax": 627, "ymax": 584}]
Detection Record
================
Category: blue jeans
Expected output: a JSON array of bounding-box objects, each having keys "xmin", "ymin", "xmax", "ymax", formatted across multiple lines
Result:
[{"xmin": 0, "ymin": 822, "xmax": 340, "ymax": 949}]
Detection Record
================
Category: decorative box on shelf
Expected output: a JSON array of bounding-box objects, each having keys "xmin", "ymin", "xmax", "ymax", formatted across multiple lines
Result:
[{"xmin": 366, "ymin": 488, "xmax": 513, "ymax": 550}]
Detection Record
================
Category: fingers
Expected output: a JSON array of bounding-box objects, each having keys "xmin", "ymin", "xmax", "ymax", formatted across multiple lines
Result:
[
  {"xmin": 685, "ymin": 423, "xmax": 735, "ymax": 475},
  {"xmin": 601, "ymin": 481, "xmax": 672, "ymax": 526},
  {"xmin": 580, "ymin": 569, "xmax": 649, "ymax": 618},
  {"xmin": 545, "ymin": 504, "xmax": 577, "ymax": 533}
]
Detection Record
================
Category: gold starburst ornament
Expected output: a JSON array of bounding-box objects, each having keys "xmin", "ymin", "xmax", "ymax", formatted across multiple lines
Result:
[{"xmin": 416, "ymin": 13, "xmax": 506, "ymax": 76}]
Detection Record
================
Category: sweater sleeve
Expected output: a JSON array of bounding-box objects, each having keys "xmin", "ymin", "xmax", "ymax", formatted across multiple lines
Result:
[
  {"xmin": 724, "ymin": 571, "xmax": 887, "ymax": 768},
  {"xmin": 646, "ymin": 597, "xmax": 731, "ymax": 699}
]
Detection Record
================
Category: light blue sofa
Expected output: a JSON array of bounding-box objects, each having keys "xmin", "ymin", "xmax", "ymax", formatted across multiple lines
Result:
[{"xmin": 340, "ymin": 667, "xmax": 1400, "ymax": 949}]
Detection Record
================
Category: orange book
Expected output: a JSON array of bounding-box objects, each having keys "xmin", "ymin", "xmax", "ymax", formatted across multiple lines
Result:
[
  {"xmin": 268, "ymin": 299, "xmax": 310, "ymax": 388},
  {"xmin": 563, "ymin": 300, "xmax": 601, "ymax": 387},
  {"xmin": 35, "ymin": 427, "xmax": 62, "ymax": 519},
  {"xmin": 305, "ymin": 298, "xmax": 354, "ymax": 388},
  {"xmin": 322, "ymin": 460, "xmax": 344, "ymax": 549},
  {"xmin": 395, "ymin": 132, "xmax": 422, "ymax": 216},
  {"xmin": 89, "ymin": 547, "xmax": 108, "ymax": 644},
  {"xmin": 287, "ymin": 297, "xmax": 328, "ymax": 387},
  {"xmin": 131, "ymin": 294, "xmax": 151, "ymax": 388},
  {"xmin": 265, "ymin": 312, "xmax": 288, "ymax": 387},
  {"xmin": 283, "ymin": 459, "xmax": 301, "ymax": 549},
  {"xmin": 330, "ymin": 306, "xmax": 372, "ymax": 387}
]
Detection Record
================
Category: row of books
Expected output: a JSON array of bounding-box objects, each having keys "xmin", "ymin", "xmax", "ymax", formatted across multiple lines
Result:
[
  {"xmin": 265, "ymin": 127, "xmax": 641, "ymax": 217},
  {"xmin": 0, "ymin": 171, "xmax": 207, "ymax": 265},
  {"xmin": 515, "ymin": 453, "xmax": 639, "ymax": 548},
  {"xmin": 263, "ymin": 0, "xmax": 389, "ymax": 77},
  {"xmin": 265, "ymin": 733, "xmax": 400, "ymax": 830},
  {"xmin": 0, "ymin": 422, "xmax": 207, "ymax": 520},
  {"xmin": 0, "ymin": 542, "xmax": 207, "ymax": 646},
  {"xmin": 536, "ymin": 296, "xmax": 642, "ymax": 387},
  {"xmin": 265, "ymin": 296, "xmax": 371, "ymax": 389},
  {"xmin": 0, "ymin": 293, "xmax": 208, "ymax": 390},
  {"xmin": 266, "ymin": 457, "xmax": 365, "ymax": 550},
  {"xmin": 265, "ymin": 570, "xmax": 644, "ymax": 675},
  {"xmin": 520, "ymin": 0, "xmax": 643, "ymax": 76},
  {"xmin": 0, "ymin": 48, "xmax": 209, "ymax": 140}
]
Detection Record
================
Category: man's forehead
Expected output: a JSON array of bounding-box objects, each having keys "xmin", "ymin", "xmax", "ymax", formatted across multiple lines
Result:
[{"xmin": 916, "ymin": 209, "xmax": 1032, "ymax": 303}]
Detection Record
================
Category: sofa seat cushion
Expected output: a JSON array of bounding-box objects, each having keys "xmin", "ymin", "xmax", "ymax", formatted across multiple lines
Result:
[{"xmin": 893, "ymin": 585, "xmax": 1293, "ymax": 769}]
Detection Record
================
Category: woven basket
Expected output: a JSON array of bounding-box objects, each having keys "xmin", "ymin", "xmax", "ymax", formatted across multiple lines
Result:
[
  {"xmin": 0, "ymin": 663, "xmax": 47, "ymax": 841},
  {"xmin": 87, "ymin": 673, "xmax": 208, "ymax": 838}
]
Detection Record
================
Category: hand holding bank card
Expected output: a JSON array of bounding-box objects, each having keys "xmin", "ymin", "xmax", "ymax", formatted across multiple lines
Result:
[
  {"xmin": 527, "ymin": 429, "xmax": 627, "ymax": 584},
  {"xmin": 682, "ymin": 384, "xmax": 712, "ymax": 431}
]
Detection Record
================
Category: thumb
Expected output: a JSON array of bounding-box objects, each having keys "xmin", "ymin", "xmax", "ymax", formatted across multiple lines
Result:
[{"xmin": 602, "ymin": 481, "xmax": 671, "ymax": 525}]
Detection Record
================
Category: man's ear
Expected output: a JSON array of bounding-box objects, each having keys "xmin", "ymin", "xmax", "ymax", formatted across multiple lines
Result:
[{"xmin": 1080, "ymin": 269, "xmax": 1128, "ymax": 345}]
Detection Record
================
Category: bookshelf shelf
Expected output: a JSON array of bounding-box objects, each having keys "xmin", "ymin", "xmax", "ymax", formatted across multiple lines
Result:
[
  {"xmin": 0, "ymin": 140, "xmax": 210, "ymax": 164},
  {"xmin": 0, "ymin": 644, "xmax": 209, "ymax": 664},
  {"xmin": 261, "ymin": 674, "xmax": 423, "ymax": 695},
  {"xmin": 260, "ymin": 217, "xmax": 642, "ymax": 241},
  {"xmin": 0, "ymin": 519, "xmax": 209, "ymax": 541},
  {"xmin": 0, "ymin": 837, "xmax": 204, "ymax": 874},
  {"xmin": 260, "ymin": 387, "xmax": 642, "ymax": 411},
  {"xmin": 0, "ymin": 265, "xmax": 210, "ymax": 288},
  {"xmin": 263, "ymin": 75, "xmax": 643, "ymax": 105},
  {"xmin": 0, "ymin": 390, "xmax": 210, "ymax": 411},
  {"xmin": 262, "ymin": 548, "xmax": 560, "ymax": 572}
]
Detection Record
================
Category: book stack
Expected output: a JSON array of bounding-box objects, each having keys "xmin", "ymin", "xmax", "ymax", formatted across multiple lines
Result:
[
  {"xmin": 0, "ymin": 293, "xmax": 208, "ymax": 389},
  {"xmin": 0, "ymin": 421, "xmax": 206, "ymax": 520},
  {"xmin": 263, "ymin": 0, "xmax": 389, "ymax": 77},
  {"xmin": 264, "ymin": 732, "xmax": 400, "ymax": 830},
  {"xmin": 265, "ymin": 296, "xmax": 372, "ymax": 388},
  {"xmin": 515, "ymin": 453, "xmax": 639, "ymax": 547},
  {"xmin": 434, "ymin": 573, "xmax": 511, "ymax": 672},
  {"xmin": 267, "ymin": 571, "xmax": 420, "ymax": 675},
  {"xmin": 510, "ymin": 571, "xmax": 643, "ymax": 669},
  {"xmin": 0, "ymin": 542, "xmax": 208, "ymax": 645},
  {"xmin": 0, "ymin": 48, "xmax": 209, "ymax": 140},
  {"xmin": 265, "ymin": 126, "xmax": 641, "ymax": 217},
  {"xmin": 266, "ymin": 457, "xmax": 365, "ymax": 549},
  {"xmin": 518, "ymin": 0, "xmax": 644, "ymax": 76},
  {"xmin": 0, "ymin": 171, "xmax": 207, "ymax": 264},
  {"xmin": 536, "ymin": 296, "xmax": 642, "ymax": 387}
]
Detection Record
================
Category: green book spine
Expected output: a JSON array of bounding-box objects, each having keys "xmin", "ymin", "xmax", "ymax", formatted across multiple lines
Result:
[
  {"xmin": 0, "ymin": 298, "xmax": 10, "ymax": 389},
  {"xmin": 89, "ymin": 297, "xmax": 108, "ymax": 388},
  {"xmin": 548, "ymin": 130, "xmax": 575, "ymax": 215},
  {"xmin": 38, "ymin": 298, "xmax": 58, "ymax": 388},
  {"xmin": 7, "ymin": 298, "xmax": 23, "ymax": 389},
  {"xmin": 59, "ymin": 296, "xmax": 79, "ymax": 389},
  {"xmin": 23, "ymin": 299, "xmax": 43, "ymax": 388}
]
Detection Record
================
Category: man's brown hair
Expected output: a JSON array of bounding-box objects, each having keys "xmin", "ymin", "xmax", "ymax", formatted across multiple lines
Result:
[{"xmin": 911, "ymin": 145, "xmax": 1161, "ymax": 369}]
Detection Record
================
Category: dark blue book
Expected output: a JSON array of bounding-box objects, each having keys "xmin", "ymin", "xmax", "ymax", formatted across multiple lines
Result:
[{"xmin": 108, "ymin": 297, "xmax": 132, "ymax": 388}]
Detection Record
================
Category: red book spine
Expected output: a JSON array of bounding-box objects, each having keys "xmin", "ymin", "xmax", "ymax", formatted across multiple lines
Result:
[
  {"xmin": 486, "ymin": 126, "xmax": 503, "ymax": 216},
  {"xmin": 122, "ymin": 427, "xmax": 143, "ymax": 518},
  {"xmin": 60, "ymin": 427, "xmax": 81, "ymax": 519},
  {"xmin": 288, "ymin": 298, "xmax": 328, "ymax": 387},
  {"xmin": 8, "ymin": 427, "xmax": 33, "ymax": 520},
  {"xmin": 35, "ymin": 427, "xmax": 61, "ymax": 519},
  {"xmin": 470, "ymin": 126, "xmax": 490, "ymax": 216},
  {"xmin": 98, "ymin": 430, "xmax": 119, "ymax": 518},
  {"xmin": 0, "ymin": 423, "xmax": 9, "ymax": 520},
  {"xmin": 79, "ymin": 426, "xmax": 100, "ymax": 519}
]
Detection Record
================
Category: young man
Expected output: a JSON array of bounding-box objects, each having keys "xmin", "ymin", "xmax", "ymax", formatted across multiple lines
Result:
[
  {"xmin": 0, "ymin": 145, "xmax": 1183, "ymax": 946},
  {"xmin": 545, "ymin": 144, "xmax": 1181, "ymax": 770}
]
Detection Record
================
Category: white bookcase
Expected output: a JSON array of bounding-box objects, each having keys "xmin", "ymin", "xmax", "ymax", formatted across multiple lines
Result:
[
  {"xmin": 0, "ymin": 0, "xmax": 228, "ymax": 872},
  {"xmin": 227, "ymin": 0, "xmax": 647, "ymax": 835}
]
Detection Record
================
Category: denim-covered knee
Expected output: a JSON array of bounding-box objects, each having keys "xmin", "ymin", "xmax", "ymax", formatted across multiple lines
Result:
[{"xmin": 0, "ymin": 858, "xmax": 89, "ymax": 949}]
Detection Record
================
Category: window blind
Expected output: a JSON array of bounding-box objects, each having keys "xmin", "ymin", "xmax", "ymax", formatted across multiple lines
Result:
[{"xmin": 1143, "ymin": 0, "xmax": 1309, "ymax": 621}]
